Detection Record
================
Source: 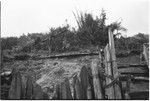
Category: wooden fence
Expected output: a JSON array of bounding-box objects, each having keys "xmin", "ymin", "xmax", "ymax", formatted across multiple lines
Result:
[
  {"xmin": 8, "ymin": 68, "xmax": 49, "ymax": 100},
  {"xmin": 6, "ymin": 28, "xmax": 138, "ymax": 99},
  {"xmin": 52, "ymin": 28, "xmax": 124, "ymax": 99}
]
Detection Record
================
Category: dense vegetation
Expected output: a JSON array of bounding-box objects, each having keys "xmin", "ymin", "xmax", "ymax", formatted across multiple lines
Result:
[{"xmin": 1, "ymin": 10, "xmax": 149, "ymax": 57}]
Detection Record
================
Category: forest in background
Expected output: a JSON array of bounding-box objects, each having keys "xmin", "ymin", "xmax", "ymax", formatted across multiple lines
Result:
[{"xmin": 1, "ymin": 10, "xmax": 149, "ymax": 61}]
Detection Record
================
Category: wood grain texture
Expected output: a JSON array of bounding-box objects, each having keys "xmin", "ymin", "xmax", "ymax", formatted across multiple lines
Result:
[
  {"xmin": 104, "ymin": 44, "xmax": 115, "ymax": 99},
  {"xmin": 9, "ymin": 70, "xmax": 22, "ymax": 99},
  {"xmin": 108, "ymin": 28, "xmax": 122, "ymax": 99},
  {"xmin": 91, "ymin": 59, "xmax": 103, "ymax": 99}
]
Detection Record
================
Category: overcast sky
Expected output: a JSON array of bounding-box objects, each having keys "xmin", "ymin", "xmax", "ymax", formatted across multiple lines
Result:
[{"xmin": 1, "ymin": 0, "xmax": 149, "ymax": 37}]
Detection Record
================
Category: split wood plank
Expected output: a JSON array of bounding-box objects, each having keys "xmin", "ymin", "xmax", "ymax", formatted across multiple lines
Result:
[
  {"xmin": 53, "ymin": 84, "xmax": 60, "ymax": 99},
  {"xmin": 108, "ymin": 28, "xmax": 122, "ymax": 99},
  {"xmin": 80, "ymin": 66, "xmax": 93, "ymax": 99},
  {"xmin": 79, "ymin": 66, "xmax": 90, "ymax": 99},
  {"xmin": 59, "ymin": 78, "xmax": 73, "ymax": 99},
  {"xmin": 25, "ymin": 76, "xmax": 34, "ymax": 99},
  {"xmin": 91, "ymin": 59, "xmax": 103, "ymax": 99},
  {"xmin": 104, "ymin": 44, "xmax": 115, "ymax": 99},
  {"xmin": 143, "ymin": 44, "xmax": 149, "ymax": 66},
  {"xmin": 73, "ymin": 75, "xmax": 84, "ymax": 99},
  {"xmin": 8, "ymin": 70, "xmax": 22, "ymax": 99}
]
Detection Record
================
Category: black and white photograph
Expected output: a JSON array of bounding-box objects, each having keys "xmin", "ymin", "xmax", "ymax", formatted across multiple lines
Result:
[{"xmin": 0, "ymin": 0, "xmax": 149, "ymax": 100}]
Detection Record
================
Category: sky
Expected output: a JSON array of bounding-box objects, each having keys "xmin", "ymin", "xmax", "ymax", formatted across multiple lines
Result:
[{"xmin": 1, "ymin": 0, "xmax": 149, "ymax": 37}]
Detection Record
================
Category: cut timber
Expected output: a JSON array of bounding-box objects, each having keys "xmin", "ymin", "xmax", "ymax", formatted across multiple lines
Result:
[
  {"xmin": 53, "ymin": 79, "xmax": 73, "ymax": 100},
  {"xmin": 26, "ymin": 76, "xmax": 34, "ymax": 99},
  {"xmin": 53, "ymin": 84, "xmax": 60, "ymax": 99},
  {"xmin": 91, "ymin": 59, "xmax": 103, "ymax": 99},
  {"xmin": 8, "ymin": 70, "xmax": 22, "ymax": 99},
  {"xmin": 73, "ymin": 66, "xmax": 92, "ymax": 99},
  {"xmin": 60, "ymin": 78, "xmax": 73, "ymax": 99},
  {"xmin": 118, "ymin": 68, "xmax": 146, "ymax": 74},
  {"xmin": 143, "ymin": 43, "xmax": 149, "ymax": 66},
  {"xmin": 21, "ymin": 75, "xmax": 27, "ymax": 99},
  {"xmin": 104, "ymin": 44, "xmax": 115, "ymax": 99},
  {"xmin": 120, "ymin": 73, "xmax": 147, "ymax": 77},
  {"xmin": 79, "ymin": 66, "xmax": 90, "ymax": 99},
  {"xmin": 118, "ymin": 64, "xmax": 148, "ymax": 69},
  {"xmin": 133, "ymin": 77, "xmax": 149, "ymax": 81},
  {"xmin": 108, "ymin": 28, "xmax": 122, "ymax": 99},
  {"xmin": 73, "ymin": 75, "xmax": 83, "ymax": 99}
]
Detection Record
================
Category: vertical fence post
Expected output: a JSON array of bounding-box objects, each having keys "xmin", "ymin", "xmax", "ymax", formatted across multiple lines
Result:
[
  {"xmin": 104, "ymin": 44, "xmax": 115, "ymax": 99},
  {"xmin": 108, "ymin": 28, "xmax": 122, "ymax": 99},
  {"xmin": 9, "ymin": 70, "xmax": 22, "ymax": 99},
  {"xmin": 60, "ymin": 78, "xmax": 73, "ymax": 99},
  {"xmin": 143, "ymin": 44, "xmax": 149, "ymax": 65},
  {"xmin": 73, "ymin": 75, "xmax": 83, "ymax": 99},
  {"xmin": 91, "ymin": 59, "xmax": 103, "ymax": 99},
  {"xmin": 79, "ymin": 66, "xmax": 91, "ymax": 99}
]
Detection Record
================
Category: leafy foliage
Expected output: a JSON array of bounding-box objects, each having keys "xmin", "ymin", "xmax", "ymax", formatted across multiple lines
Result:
[
  {"xmin": 1, "ymin": 10, "xmax": 148, "ymax": 57},
  {"xmin": 115, "ymin": 33, "xmax": 149, "ymax": 53},
  {"xmin": 74, "ymin": 10, "xmax": 108, "ymax": 47},
  {"xmin": 1, "ymin": 37, "xmax": 19, "ymax": 50}
]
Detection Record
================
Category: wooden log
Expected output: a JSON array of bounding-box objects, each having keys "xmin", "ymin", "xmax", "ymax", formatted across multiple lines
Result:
[
  {"xmin": 91, "ymin": 59, "xmax": 103, "ymax": 99},
  {"xmin": 124, "ymin": 75, "xmax": 131, "ymax": 99},
  {"xmin": 79, "ymin": 66, "xmax": 90, "ymax": 99},
  {"xmin": 87, "ymin": 84, "xmax": 92, "ymax": 99},
  {"xmin": 73, "ymin": 75, "xmax": 83, "ymax": 99},
  {"xmin": 21, "ymin": 75, "xmax": 27, "ymax": 99},
  {"xmin": 53, "ymin": 84, "xmax": 60, "ymax": 99},
  {"xmin": 118, "ymin": 64, "xmax": 148, "ymax": 69},
  {"xmin": 8, "ymin": 70, "xmax": 22, "ymax": 99},
  {"xmin": 104, "ymin": 44, "xmax": 115, "ymax": 99},
  {"xmin": 80, "ymin": 66, "xmax": 93, "ymax": 99},
  {"xmin": 25, "ymin": 76, "xmax": 34, "ymax": 99},
  {"xmin": 60, "ymin": 78, "xmax": 73, "ymax": 99},
  {"xmin": 143, "ymin": 44, "xmax": 149, "ymax": 66},
  {"xmin": 108, "ymin": 28, "xmax": 122, "ymax": 99}
]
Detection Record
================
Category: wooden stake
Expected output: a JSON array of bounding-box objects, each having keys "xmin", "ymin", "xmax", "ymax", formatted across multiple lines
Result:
[
  {"xmin": 9, "ymin": 70, "xmax": 22, "ymax": 99},
  {"xmin": 73, "ymin": 75, "xmax": 83, "ymax": 99},
  {"xmin": 143, "ymin": 43, "xmax": 149, "ymax": 66},
  {"xmin": 108, "ymin": 28, "xmax": 122, "ymax": 99},
  {"xmin": 79, "ymin": 66, "xmax": 90, "ymax": 99},
  {"xmin": 60, "ymin": 78, "xmax": 73, "ymax": 99},
  {"xmin": 104, "ymin": 44, "xmax": 115, "ymax": 99},
  {"xmin": 91, "ymin": 59, "xmax": 103, "ymax": 99}
]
